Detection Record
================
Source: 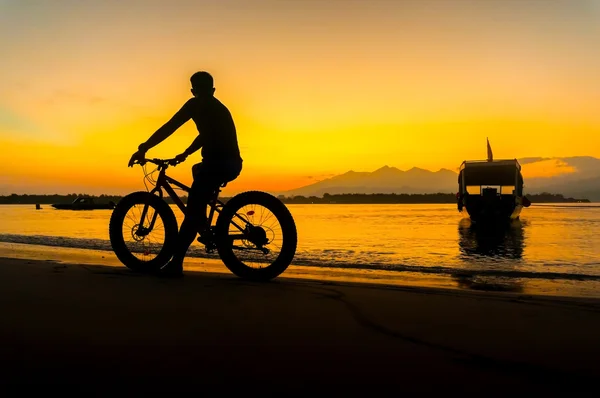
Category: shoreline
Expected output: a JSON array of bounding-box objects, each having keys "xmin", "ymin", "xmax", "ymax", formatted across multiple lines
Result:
[
  {"xmin": 1, "ymin": 241, "xmax": 600, "ymax": 299},
  {"xmin": 1, "ymin": 201, "xmax": 599, "ymax": 206}
]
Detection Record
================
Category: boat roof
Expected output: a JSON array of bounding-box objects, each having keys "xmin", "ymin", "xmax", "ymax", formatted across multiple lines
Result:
[
  {"xmin": 459, "ymin": 159, "xmax": 522, "ymax": 186},
  {"xmin": 460, "ymin": 159, "xmax": 521, "ymax": 171}
]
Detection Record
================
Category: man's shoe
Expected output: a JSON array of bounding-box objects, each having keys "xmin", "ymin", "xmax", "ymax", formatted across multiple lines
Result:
[
  {"xmin": 156, "ymin": 260, "xmax": 184, "ymax": 278},
  {"xmin": 197, "ymin": 228, "xmax": 214, "ymax": 245}
]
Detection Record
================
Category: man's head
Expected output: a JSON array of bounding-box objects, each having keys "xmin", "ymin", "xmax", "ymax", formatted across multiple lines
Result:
[{"xmin": 190, "ymin": 71, "xmax": 215, "ymax": 98}]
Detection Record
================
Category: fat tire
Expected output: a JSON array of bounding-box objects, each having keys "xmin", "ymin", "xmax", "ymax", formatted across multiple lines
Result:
[
  {"xmin": 215, "ymin": 191, "xmax": 297, "ymax": 281},
  {"xmin": 109, "ymin": 191, "xmax": 178, "ymax": 272}
]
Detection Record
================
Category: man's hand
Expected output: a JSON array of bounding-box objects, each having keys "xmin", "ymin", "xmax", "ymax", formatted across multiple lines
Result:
[
  {"xmin": 174, "ymin": 152, "xmax": 188, "ymax": 164},
  {"xmin": 128, "ymin": 149, "xmax": 146, "ymax": 167}
]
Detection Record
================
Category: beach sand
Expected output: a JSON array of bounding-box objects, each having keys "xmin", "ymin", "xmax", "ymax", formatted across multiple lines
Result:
[{"xmin": 0, "ymin": 250, "xmax": 599, "ymax": 395}]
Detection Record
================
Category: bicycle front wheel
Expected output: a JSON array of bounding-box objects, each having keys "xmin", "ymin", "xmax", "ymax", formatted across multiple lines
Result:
[
  {"xmin": 109, "ymin": 191, "xmax": 178, "ymax": 272},
  {"xmin": 215, "ymin": 191, "xmax": 297, "ymax": 281}
]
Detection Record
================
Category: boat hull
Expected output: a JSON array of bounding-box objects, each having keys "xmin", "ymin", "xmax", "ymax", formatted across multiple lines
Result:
[
  {"xmin": 51, "ymin": 204, "xmax": 115, "ymax": 210},
  {"xmin": 460, "ymin": 194, "xmax": 523, "ymax": 223},
  {"xmin": 461, "ymin": 204, "xmax": 522, "ymax": 223}
]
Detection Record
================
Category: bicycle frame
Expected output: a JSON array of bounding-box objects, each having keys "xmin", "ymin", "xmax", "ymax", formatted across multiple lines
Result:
[{"xmin": 138, "ymin": 161, "xmax": 250, "ymax": 240}]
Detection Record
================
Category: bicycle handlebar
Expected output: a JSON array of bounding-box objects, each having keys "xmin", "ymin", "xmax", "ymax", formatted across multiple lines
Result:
[{"xmin": 136, "ymin": 157, "xmax": 182, "ymax": 168}]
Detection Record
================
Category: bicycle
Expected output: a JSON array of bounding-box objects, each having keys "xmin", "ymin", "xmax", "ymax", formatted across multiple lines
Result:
[{"xmin": 108, "ymin": 157, "xmax": 297, "ymax": 281}]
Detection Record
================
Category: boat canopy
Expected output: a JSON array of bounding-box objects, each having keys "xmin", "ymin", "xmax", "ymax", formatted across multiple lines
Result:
[
  {"xmin": 73, "ymin": 197, "xmax": 94, "ymax": 204},
  {"xmin": 459, "ymin": 159, "xmax": 522, "ymax": 188}
]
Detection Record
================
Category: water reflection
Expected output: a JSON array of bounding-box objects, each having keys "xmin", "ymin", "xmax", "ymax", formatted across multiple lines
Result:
[
  {"xmin": 458, "ymin": 218, "xmax": 525, "ymax": 259},
  {"xmin": 455, "ymin": 218, "xmax": 527, "ymax": 292}
]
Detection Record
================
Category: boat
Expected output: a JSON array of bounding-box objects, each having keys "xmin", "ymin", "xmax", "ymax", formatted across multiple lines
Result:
[
  {"xmin": 457, "ymin": 139, "xmax": 530, "ymax": 222},
  {"xmin": 51, "ymin": 197, "xmax": 116, "ymax": 210}
]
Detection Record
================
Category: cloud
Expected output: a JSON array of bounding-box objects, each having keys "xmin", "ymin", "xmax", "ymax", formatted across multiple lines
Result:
[
  {"xmin": 521, "ymin": 158, "xmax": 577, "ymax": 178},
  {"xmin": 0, "ymin": 105, "xmax": 71, "ymax": 144},
  {"xmin": 37, "ymin": 89, "xmax": 157, "ymax": 120},
  {"xmin": 306, "ymin": 173, "xmax": 336, "ymax": 181},
  {"xmin": 42, "ymin": 90, "xmax": 108, "ymax": 106},
  {"xmin": 0, "ymin": 106, "xmax": 44, "ymax": 136}
]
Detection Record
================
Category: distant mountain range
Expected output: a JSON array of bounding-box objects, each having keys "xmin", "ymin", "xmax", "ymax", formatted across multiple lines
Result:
[{"xmin": 279, "ymin": 156, "xmax": 600, "ymax": 201}]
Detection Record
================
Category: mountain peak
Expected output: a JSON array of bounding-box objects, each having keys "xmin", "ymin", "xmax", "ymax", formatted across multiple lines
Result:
[
  {"xmin": 373, "ymin": 165, "xmax": 401, "ymax": 174},
  {"xmin": 406, "ymin": 167, "xmax": 429, "ymax": 173}
]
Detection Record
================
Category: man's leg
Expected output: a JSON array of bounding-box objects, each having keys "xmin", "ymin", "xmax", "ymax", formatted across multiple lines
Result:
[
  {"xmin": 169, "ymin": 193, "xmax": 207, "ymax": 267},
  {"xmin": 159, "ymin": 163, "xmax": 216, "ymax": 276}
]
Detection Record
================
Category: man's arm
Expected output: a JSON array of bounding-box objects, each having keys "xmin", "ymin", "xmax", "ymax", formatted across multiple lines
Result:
[
  {"xmin": 138, "ymin": 101, "xmax": 192, "ymax": 153},
  {"xmin": 174, "ymin": 134, "xmax": 203, "ymax": 164},
  {"xmin": 183, "ymin": 135, "xmax": 204, "ymax": 156}
]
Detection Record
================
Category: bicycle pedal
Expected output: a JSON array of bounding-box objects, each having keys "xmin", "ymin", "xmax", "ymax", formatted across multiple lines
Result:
[
  {"xmin": 197, "ymin": 236, "xmax": 212, "ymax": 244},
  {"xmin": 197, "ymin": 230, "xmax": 214, "ymax": 245}
]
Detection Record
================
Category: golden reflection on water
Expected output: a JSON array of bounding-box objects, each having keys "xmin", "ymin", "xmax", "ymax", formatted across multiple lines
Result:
[
  {"xmin": 0, "ymin": 203, "xmax": 599, "ymax": 276},
  {"xmin": 1, "ymin": 203, "xmax": 600, "ymax": 297}
]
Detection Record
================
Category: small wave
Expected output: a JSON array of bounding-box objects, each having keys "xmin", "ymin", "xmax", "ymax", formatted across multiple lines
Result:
[
  {"xmin": 0, "ymin": 234, "xmax": 114, "ymax": 252},
  {"xmin": 532, "ymin": 204, "xmax": 600, "ymax": 209},
  {"xmin": 0, "ymin": 233, "xmax": 223, "ymax": 260},
  {"xmin": 298, "ymin": 262, "xmax": 600, "ymax": 281},
  {"xmin": 1, "ymin": 233, "xmax": 600, "ymax": 282}
]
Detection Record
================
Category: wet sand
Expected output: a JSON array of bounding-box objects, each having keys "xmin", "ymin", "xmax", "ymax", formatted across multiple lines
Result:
[{"xmin": 0, "ymin": 256, "xmax": 599, "ymax": 395}]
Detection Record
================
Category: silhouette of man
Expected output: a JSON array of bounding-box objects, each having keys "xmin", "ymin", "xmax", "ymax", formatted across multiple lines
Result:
[{"xmin": 129, "ymin": 71, "xmax": 243, "ymax": 277}]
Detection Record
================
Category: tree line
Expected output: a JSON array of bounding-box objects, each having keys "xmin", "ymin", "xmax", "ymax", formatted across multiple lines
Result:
[
  {"xmin": 0, "ymin": 192, "xmax": 590, "ymax": 205},
  {"xmin": 0, "ymin": 194, "xmax": 192, "ymax": 205},
  {"xmin": 277, "ymin": 192, "xmax": 590, "ymax": 204}
]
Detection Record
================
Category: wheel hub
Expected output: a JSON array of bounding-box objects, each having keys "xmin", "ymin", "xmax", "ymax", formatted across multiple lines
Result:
[
  {"xmin": 131, "ymin": 224, "xmax": 149, "ymax": 241},
  {"xmin": 246, "ymin": 225, "xmax": 268, "ymax": 246}
]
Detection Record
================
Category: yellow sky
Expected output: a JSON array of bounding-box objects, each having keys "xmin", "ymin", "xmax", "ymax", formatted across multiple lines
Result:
[{"xmin": 1, "ymin": 0, "xmax": 599, "ymax": 195}]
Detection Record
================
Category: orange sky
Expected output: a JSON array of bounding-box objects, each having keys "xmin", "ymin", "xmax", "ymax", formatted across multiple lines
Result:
[{"xmin": 1, "ymin": 0, "xmax": 600, "ymax": 195}]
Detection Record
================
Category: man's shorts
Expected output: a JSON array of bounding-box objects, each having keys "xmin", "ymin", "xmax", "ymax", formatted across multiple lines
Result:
[{"xmin": 188, "ymin": 160, "xmax": 242, "ymax": 205}]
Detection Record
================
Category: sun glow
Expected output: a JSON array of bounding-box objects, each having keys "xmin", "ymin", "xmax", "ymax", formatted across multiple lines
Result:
[{"xmin": 1, "ymin": 1, "xmax": 600, "ymax": 195}]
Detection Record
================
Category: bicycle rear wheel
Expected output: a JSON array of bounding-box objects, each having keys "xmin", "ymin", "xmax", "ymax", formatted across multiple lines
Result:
[
  {"xmin": 109, "ymin": 191, "xmax": 178, "ymax": 272},
  {"xmin": 215, "ymin": 191, "xmax": 297, "ymax": 281}
]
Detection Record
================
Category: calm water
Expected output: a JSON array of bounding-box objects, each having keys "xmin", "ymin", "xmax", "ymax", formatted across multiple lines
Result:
[{"xmin": 0, "ymin": 203, "xmax": 599, "ymax": 280}]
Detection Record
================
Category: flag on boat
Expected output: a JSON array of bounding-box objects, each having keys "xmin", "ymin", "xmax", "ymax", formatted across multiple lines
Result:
[{"xmin": 487, "ymin": 137, "xmax": 493, "ymax": 162}]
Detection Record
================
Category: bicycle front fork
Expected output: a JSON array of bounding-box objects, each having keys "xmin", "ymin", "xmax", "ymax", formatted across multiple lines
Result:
[{"xmin": 136, "ymin": 202, "xmax": 160, "ymax": 237}]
